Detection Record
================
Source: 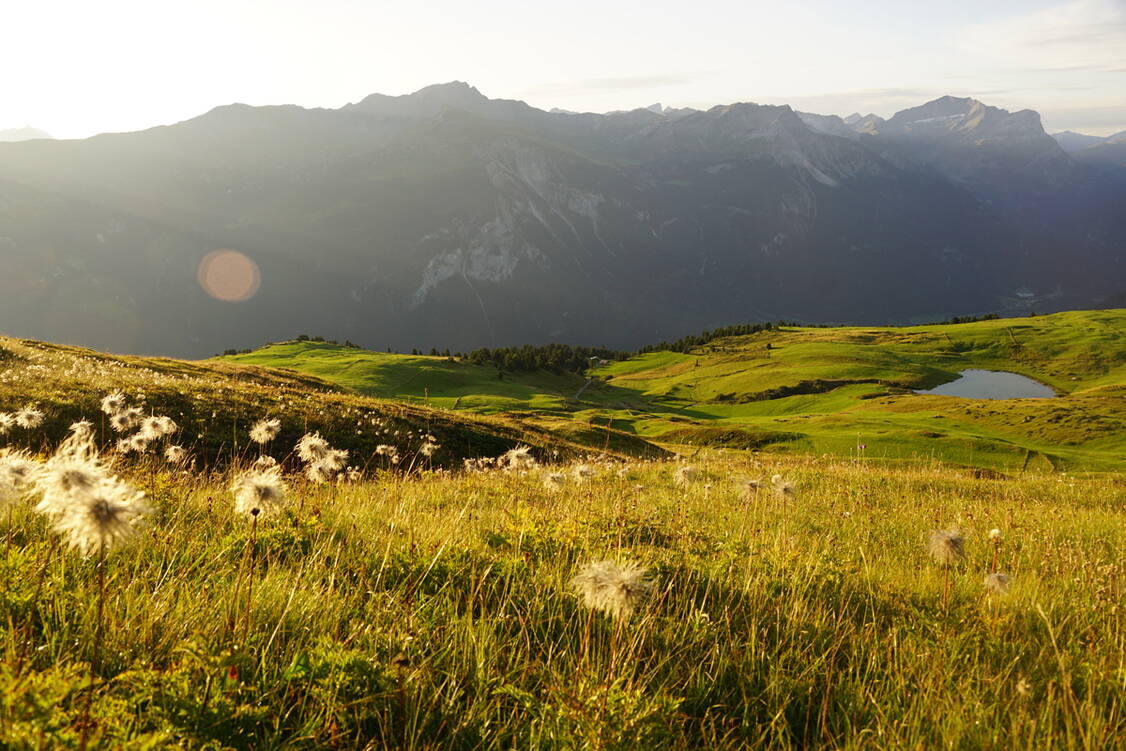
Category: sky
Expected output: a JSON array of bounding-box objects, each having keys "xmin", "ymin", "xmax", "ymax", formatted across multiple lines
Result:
[{"xmin": 2, "ymin": 0, "xmax": 1124, "ymax": 139}]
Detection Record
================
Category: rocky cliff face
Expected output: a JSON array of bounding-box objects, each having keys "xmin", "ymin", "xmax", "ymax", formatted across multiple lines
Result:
[{"xmin": 0, "ymin": 83, "xmax": 1122, "ymax": 357}]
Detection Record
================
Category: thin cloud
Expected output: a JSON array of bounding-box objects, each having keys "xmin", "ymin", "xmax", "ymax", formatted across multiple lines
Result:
[
  {"xmin": 523, "ymin": 74, "xmax": 700, "ymax": 98},
  {"xmin": 961, "ymin": 0, "xmax": 1126, "ymax": 73}
]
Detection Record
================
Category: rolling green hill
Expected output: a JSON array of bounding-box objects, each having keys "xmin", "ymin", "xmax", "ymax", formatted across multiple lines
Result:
[
  {"xmin": 0, "ymin": 336, "xmax": 665, "ymax": 467},
  {"xmin": 219, "ymin": 310, "xmax": 1126, "ymax": 472}
]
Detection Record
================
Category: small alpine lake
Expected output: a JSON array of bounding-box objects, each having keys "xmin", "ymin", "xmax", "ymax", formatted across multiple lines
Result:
[{"xmin": 915, "ymin": 369, "xmax": 1057, "ymax": 399}]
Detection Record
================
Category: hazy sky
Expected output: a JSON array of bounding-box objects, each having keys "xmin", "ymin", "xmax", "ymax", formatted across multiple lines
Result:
[{"xmin": 3, "ymin": 0, "xmax": 1124, "ymax": 139}]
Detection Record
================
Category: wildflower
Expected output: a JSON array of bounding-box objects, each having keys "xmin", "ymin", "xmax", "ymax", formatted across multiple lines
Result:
[
  {"xmin": 740, "ymin": 478, "xmax": 764, "ymax": 500},
  {"xmin": 571, "ymin": 560, "xmax": 655, "ymax": 622},
  {"xmin": 231, "ymin": 467, "xmax": 287, "ymax": 518},
  {"xmin": 928, "ymin": 529, "xmax": 965, "ymax": 566},
  {"xmin": 15, "ymin": 406, "xmax": 44, "ymax": 429},
  {"xmin": 126, "ymin": 433, "xmax": 151, "ymax": 454},
  {"xmin": 0, "ymin": 413, "xmax": 13, "ymax": 435},
  {"xmin": 68, "ymin": 420, "xmax": 95, "ymax": 440},
  {"xmin": 771, "ymin": 474, "xmax": 795, "ymax": 498},
  {"xmin": 988, "ymin": 528, "xmax": 1002, "ymax": 542},
  {"xmin": 983, "ymin": 572, "xmax": 1011, "ymax": 596},
  {"xmin": 0, "ymin": 449, "xmax": 40, "ymax": 508},
  {"xmin": 164, "ymin": 445, "xmax": 187, "ymax": 464},
  {"xmin": 502, "ymin": 445, "xmax": 537, "ymax": 472},
  {"xmin": 50, "ymin": 475, "xmax": 148, "ymax": 557},
  {"xmin": 1015, "ymin": 677, "xmax": 1032, "ymax": 698},
  {"xmin": 32, "ymin": 435, "xmax": 109, "ymax": 518},
  {"xmin": 296, "ymin": 432, "xmax": 331, "ymax": 463},
  {"xmin": 249, "ymin": 418, "xmax": 281, "ymax": 445},
  {"xmin": 419, "ymin": 436, "xmax": 440, "ymax": 457},
  {"xmin": 110, "ymin": 407, "xmax": 143, "ymax": 433},
  {"xmin": 674, "ymin": 465, "xmax": 696, "ymax": 485},
  {"xmin": 100, "ymin": 392, "xmax": 127, "ymax": 415},
  {"xmin": 139, "ymin": 415, "xmax": 177, "ymax": 441},
  {"xmin": 572, "ymin": 464, "xmax": 595, "ymax": 482},
  {"xmin": 253, "ymin": 455, "xmax": 278, "ymax": 470},
  {"xmin": 543, "ymin": 472, "xmax": 566, "ymax": 490}
]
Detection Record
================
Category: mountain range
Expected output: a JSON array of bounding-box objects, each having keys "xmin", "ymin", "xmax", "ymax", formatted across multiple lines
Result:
[{"xmin": 0, "ymin": 83, "xmax": 1123, "ymax": 357}]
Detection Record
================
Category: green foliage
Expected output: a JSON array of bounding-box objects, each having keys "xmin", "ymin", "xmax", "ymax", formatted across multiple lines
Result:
[{"xmin": 0, "ymin": 458, "xmax": 1123, "ymax": 748}]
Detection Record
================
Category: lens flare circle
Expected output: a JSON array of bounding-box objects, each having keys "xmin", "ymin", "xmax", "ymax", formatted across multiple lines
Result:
[{"xmin": 197, "ymin": 249, "xmax": 261, "ymax": 302}]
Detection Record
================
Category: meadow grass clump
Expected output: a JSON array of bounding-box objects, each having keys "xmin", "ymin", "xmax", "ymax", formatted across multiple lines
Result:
[{"xmin": 0, "ymin": 433, "xmax": 1122, "ymax": 749}]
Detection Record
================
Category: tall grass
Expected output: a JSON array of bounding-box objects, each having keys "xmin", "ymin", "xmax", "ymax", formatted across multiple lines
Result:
[{"xmin": 1, "ymin": 453, "xmax": 1123, "ymax": 749}]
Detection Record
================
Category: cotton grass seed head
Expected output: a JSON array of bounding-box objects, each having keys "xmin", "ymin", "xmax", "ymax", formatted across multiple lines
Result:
[
  {"xmin": 15, "ymin": 406, "xmax": 44, "ymax": 429},
  {"xmin": 0, "ymin": 449, "xmax": 40, "ymax": 508},
  {"xmin": 928, "ymin": 529, "xmax": 966, "ymax": 567},
  {"xmin": 232, "ymin": 467, "xmax": 287, "ymax": 519},
  {"xmin": 50, "ymin": 476, "xmax": 149, "ymax": 557},
  {"xmin": 110, "ymin": 407, "xmax": 143, "ymax": 433},
  {"xmin": 138, "ymin": 415, "xmax": 177, "ymax": 440},
  {"xmin": 33, "ymin": 436, "xmax": 110, "ymax": 518},
  {"xmin": 253, "ymin": 455, "xmax": 278, "ymax": 470},
  {"xmin": 100, "ymin": 392, "xmax": 127, "ymax": 415},
  {"xmin": 68, "ymin": 420, "xmax": 95, "ymax": 440},
  {"xmin": 543, "ymin": 472, "xmax": 566, "ymax": 491},
  {"xmin": 771, "ymin": 474, "xmax": 795, "ymax": 498},
  {"xmin": 296, "ymin": 432, "xmax": 331, "ymax": 463},
  {"xmin": 501, "ymin": 445, "xmax": 537, "ymax": 472},
  {"xmin": 571, "ymin": 560, "xmax": 655, "ymax": 622},
  {"xmin": 983, "ymin": 572, "xmax": 1011, "ymax": 596},
  {"xmin": 249, "ymin": 418, "xmax": 281, "ymax": 445}
]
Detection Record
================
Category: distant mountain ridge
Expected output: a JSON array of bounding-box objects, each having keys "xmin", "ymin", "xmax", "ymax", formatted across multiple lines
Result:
[
  {"xmin": 0, "ymin": 126, "xmax": 51, "ymax": 142},
  {"xmin": 0, "ymin": 82, "xmax": 1123, "ymax": 357}
]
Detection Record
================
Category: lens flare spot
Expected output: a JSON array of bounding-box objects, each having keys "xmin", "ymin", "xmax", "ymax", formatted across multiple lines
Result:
[{"xmin": 197, "ymin": 249, "xmax": 261, "ymax": 302}]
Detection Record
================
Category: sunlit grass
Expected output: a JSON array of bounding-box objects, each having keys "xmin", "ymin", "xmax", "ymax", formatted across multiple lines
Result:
[{"xmin": 1, "ymin": 451, "xmax": 1122, "ymax": 748}]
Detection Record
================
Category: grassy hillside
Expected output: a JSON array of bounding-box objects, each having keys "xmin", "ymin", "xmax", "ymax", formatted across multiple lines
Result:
[
  {"xmin": 1, "ymin": 448, "xmax": 1123, "ymax": 748},
  {"xmin": 0, "ymin": 336, "xmax": 665, "ymax": 467},
  {"xmin": 218, "ymin": 343, "xmax": 587, "ymax": 414},
  {"xmin": 219, "ymin": 311, "xmax": 1126, "ymax": 472}
]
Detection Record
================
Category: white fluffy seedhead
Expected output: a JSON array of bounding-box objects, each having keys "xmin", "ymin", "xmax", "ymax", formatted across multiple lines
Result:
[
  {"xmin": 928, "ymin": 529, "xmax": 966, "ymax": 567},
  {"xmin": 571, "ymin": 560, "xmax": 656, "ymax": 622},
  {"xmin": 50, "ymin": 476, "xmax": 149, "ymax": 557},
  {"xmin": 232, "ymin": 467, "xmax": 288, "ymax": 519},
  {"xmin": 249, "ymin": 418, "xmax": 281, "ymax": 445}
]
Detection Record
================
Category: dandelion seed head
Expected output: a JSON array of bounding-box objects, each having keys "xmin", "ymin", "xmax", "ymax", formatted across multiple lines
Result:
[
  {"xmin": 928, "ymin": 529, "xmax": 965, "ymax": 567},
  {"xmin": 572, "ymin": 463, "xmax": 595, "ymax": 481},
  {"xmin": 249, "ymin": 418, "xmax": 281, "ymax": 445},
  {"xmin": 543, "ymin": 472, "xmax": 566, "ymax": 490},
  {"xmin": 100, "ymin": 392, "xmax": 127, "ymax": 415},
  {"xmin": 15, "ymin": 406, "xmax": 44, "ymax": 429},
  {"xmin": 68, "ymin": 420, "xmax": 95, "ymax": 440},
  {"xmin": 110, "ymin": 407, "xmax": 143, "ymax": 433},
  {"xmin": 674, "ymin": 465, "xmax": 697, "ymax": 485},
  {"xmin": 253, "ymin": 455, "xmax": 278, "ymax": 470},
  {"xmin": 502, "ymin": 445, "xmax": 537, "ymax": 472},
  {"xmin": 232, "ymin": 467, "xmax": 287, "ymax": 518},
  {"xmin": 572, "ymin": 561, "xmax": 655, "ymax": 622},
  {"xmin": 50, "ymin": 476, "xmax": 148, "ymax": 557},
  {"xmin": 0, "ymin": 449, "xmax": 40, "ymax": 507},
  {"xmin": 296, "ymin": 432, "xmax": 331, "ymax": 463},
  {"xmin": 983, "ymin": 572, "xmax": 1011, "ymax": 596}
]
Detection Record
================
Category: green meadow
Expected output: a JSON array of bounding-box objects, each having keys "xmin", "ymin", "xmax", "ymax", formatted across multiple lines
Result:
[
  {"xmin": 1, "ymin": 311, "xmax": 1123, "ymax": 749},
  {"xmin": 221, "ymin": 310, "xmax": 1126, "ymax": 472},
  {"xmin": 1, "ymin": 449, "xmax": 1123, "ymax": 748}
]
